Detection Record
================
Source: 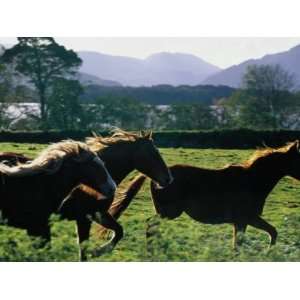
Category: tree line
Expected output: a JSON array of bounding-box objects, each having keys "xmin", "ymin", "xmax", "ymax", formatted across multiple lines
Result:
[
  {"xmin": 81, "ymin": 84, "xmax": 235, "ymax": 105},
  {"xmin": 1, "ymin": 37, "xmax": 300, "ymax": 131}
]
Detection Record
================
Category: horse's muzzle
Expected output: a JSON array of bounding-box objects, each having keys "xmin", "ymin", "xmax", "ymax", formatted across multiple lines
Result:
[{"xmin": 156, "ymin": 172, "xmax": 174, "ymax": 189}]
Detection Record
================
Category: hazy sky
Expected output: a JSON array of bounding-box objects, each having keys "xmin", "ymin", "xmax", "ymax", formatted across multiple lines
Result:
[{"xmin": 1, "ymin": 37, "xmax": 300, "ymax": 69}]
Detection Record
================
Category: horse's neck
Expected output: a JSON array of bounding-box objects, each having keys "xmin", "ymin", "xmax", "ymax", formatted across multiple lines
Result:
[
  {"xmin": 250, "ymin": 154, "xmax": 286, "ymax": 192},
  {"xmin": 99, "ymin": 145, "xmax": 135, "ymax": 185},
  {"xmin": 48, "ymin": 167, "xmax": 80, "ymax": 208}
]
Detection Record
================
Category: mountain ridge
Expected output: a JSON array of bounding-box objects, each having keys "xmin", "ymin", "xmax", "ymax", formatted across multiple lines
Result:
[
  {"xmin": 203, "ymin": 44, "xmax": 300, "ymax": 88},
  {"xmin": 78, "ymin": 51, "xmax": 221, "ymax": 86}
]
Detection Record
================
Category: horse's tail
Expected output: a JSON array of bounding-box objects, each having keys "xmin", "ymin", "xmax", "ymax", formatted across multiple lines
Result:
[
  {"xmin": 97, "ymin": 174, "xmax": 147, "ymax": 237},
  {"xmin": 109, "ymin": 174, "xmax": 147, "ymax": 219}
]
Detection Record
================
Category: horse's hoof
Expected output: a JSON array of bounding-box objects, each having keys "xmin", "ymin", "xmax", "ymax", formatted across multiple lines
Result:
[{"xmin": 91, "ymin": 243, "xmax": 114, "ymax": 257}]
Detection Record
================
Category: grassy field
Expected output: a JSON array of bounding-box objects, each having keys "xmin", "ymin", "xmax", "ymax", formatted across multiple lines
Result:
[{"xmin": 1, "ymin": 142, "xmax": 300, "ymax": 261}]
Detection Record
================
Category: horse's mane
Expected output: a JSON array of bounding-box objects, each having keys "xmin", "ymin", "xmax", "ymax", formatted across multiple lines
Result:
[
  {"xmin": 86, "ymin": 128, "xmax": 151, "ymax": 152},
  {"xmin": 0, "ymin": 140, "xmax": 94, "ymax": 177},
  {"xmin": 241, "ymin": 141, "xmax": 297, "ymax": 168}
]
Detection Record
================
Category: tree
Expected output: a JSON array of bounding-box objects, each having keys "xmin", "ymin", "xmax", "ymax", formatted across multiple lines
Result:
[
  {"xmin": 158, "ymin": 103, "xmax": 218, "ymax": 130},
  {"xmin": 0, "ymin": 58, "xmax": 13, "ymax": 102},
  {"xmin": 1, "ymin": 37, "xmax": 82, "ymax": 128},
  {"xmin": 222, "ymin": 64, "xmax": 298, "ymax": 129},
  {"xmin": 0, "ymin": 52, "xmax": 14, "ymax": 128},
  {"xmin": 87, "ymin": 96, "xmax": 149, "ymax": 130},
  {"xmin": 48, "ymin": 78, "xmax": 84, "ymax": 130},
  {"xmin": 241, "ymin": 64, "xmax": 295, "ymax": 129}
]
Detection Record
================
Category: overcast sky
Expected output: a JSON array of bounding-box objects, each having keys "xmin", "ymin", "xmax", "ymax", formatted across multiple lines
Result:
[{"xmin": 1, "ymin": 37, "xmax": 300, "ymax": 69}]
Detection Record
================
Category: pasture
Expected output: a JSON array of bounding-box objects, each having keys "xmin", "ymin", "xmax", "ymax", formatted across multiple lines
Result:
[{"xmin": 1, "ymin": 142, "xmax": 300, "ymax": 261}]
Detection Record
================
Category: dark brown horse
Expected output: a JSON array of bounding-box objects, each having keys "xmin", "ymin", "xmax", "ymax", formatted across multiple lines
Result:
[
  {"xmin": 0, "ymin": 140, "xmax": 116, "ymax": 258},
  {"xmin": 109, "ymin": 140, "xmax": 300, "ymax": 249},
  {"xmin": 1, "ymin": 130, "xmax": 172, "ymax": 260},
  {"xmin": 60, "ymin": 129, "xmax": 172, "ymax": 260}
]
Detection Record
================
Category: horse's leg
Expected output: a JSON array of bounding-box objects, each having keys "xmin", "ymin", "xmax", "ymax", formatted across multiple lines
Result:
[
  {"xmin": 76, "ymin": 219, "xmax": 92, "ymax": 262},
  {"xmin": 27, "ymin": 223, "xmax": 51, "ymax": 248},
  {"xmin": 92, "ymin": 212, "xmax": 124, "ymax": 257},
  {"xmin": 248, "ymin": 216, "xmax": 278, "ymax": 247},
  {"xmin": 232, "ymin": 223, "xmax": 247, "ymax": 249}
]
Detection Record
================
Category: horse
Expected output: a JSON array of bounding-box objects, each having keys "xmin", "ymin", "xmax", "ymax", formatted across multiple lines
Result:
[
  {"xmin": 107, "ymin": 140, "xmax": 300, "ymax": 249},
  {"xmin": 0, "ymin": 140, "xmax": 116, "ymax": 259},
  {"xmin": 59, "ymin": 129, "xmax": 172, "ymax": 260},
  {"xmin": 1, "ymin": 129, "xmax": 172, "ymax": 260}
]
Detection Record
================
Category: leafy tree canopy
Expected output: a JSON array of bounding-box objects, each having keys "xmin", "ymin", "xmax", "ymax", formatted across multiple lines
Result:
[{"xmin": 1, "ymin": 37, "xmax": 82, "ymax": 128}]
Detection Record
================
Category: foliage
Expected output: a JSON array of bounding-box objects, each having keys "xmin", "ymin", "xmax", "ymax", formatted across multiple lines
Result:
[
  {"xmin": 85, "ymin": 96, "xmax": 149, "ymax": 130},
  {"xmin": 81, "ymin": 84, "xmax": 235, "ymax": 105},
  {"xmin": 1, "ymin": 129, "xmax": 300, "ymax": 148},
  {"xmin": 242, "ymin": 64, "xmax": 295, "ymax": 93},
  {"xmin": 0, "ymin": 59, "xmax": 14, "ymax": 128},
  {"xmin": 48, "ymin": 78, "xmax": 85, "ymax": 130},
  {"xmin": 1, "ymin": 143, "xmax": 300, "ymax": 261},
  {"xmin": 155, "ymin": 103, "xmax": 218, "ymax": 130},
  {"xmin": 1, "ymin": 38, "xmax": 82, "ymax": 128},
  {"xmin": 221, "ymin": 64, "xmax": 300, "ymax": 130}
]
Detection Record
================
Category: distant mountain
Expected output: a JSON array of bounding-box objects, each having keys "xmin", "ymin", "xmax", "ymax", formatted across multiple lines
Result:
[
  {"xmin": 76, "ymin": 72, "xmax": 121, "ymax": 86},
  {"xmin": 203, "ymin": 44, "xmax": 300, "ymax": 88},
  {"xmin": 78, "ymin": 51, "xmax": 221, "ymax": 86}
]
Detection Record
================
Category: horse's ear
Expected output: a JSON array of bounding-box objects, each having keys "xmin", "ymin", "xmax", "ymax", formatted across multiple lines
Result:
[
  {"xmin": 289, "ymin": 140, "xmax": 300, "ymax": 154},
  {"xmin": 140, "ymin": 130, "xmax": 153, "ymax": 139},
  {"xmin": 146, "ymin": 130, "xmax": 153, "ymax": 140},
  {"xmin": 91, "ymin": 131, "xmax": 98, "ymax": 138}
]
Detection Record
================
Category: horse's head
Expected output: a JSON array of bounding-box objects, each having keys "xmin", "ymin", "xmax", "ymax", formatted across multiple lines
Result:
[
  {"xmin": 132, "ymin": 131, "xmax": 173, "ymax": 188},
  {"xmin": 74, "ymin": 147, "xmax": 116, "ymax": 199},
  {"xmin": 285, "ymin": 140, "xmax": 300, "ymax": 180}
]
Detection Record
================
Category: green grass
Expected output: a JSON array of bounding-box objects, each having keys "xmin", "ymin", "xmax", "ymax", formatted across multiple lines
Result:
[{"xmin": 1, "ymin": 143, "xmax": 300, "ymax": 261}]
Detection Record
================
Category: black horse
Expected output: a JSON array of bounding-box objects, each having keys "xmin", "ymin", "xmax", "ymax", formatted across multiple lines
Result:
[
  {"xmin": 60, "ymin": 129, "xmax": 172, "ymax": 259},
  {"xmin": 0, "ymin": 140, "xmax": 116, "ymax": 259},
  {"xmin": 1, "ymin": 130, "xmax": 172, "ymax": 260}
]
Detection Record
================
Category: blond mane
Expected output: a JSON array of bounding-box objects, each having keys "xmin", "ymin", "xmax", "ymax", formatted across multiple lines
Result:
[
  {"xmin": 242, "ymin": 141, "xmax": 298, "ymax": 168},
  {"xmin": 86, "ymin": 128, "xmax": 152, "ymax": 152},
  {"xmin": 0, "ymin": 140, "xmax": 95, "ymax": 177}
]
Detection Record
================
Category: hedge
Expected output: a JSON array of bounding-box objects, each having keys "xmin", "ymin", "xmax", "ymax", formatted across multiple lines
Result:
[{"xmin": 1, "ymin": 129, "xmax": 300, "ymax": 149}]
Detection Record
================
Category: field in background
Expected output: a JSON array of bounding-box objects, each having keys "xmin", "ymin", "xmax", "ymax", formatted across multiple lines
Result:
[{"xmin": 1, "ymin": 143, "xmax": 300, "ymax": 261}]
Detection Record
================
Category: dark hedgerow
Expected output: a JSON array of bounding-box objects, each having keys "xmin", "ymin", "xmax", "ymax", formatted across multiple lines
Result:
[{"xmin": 1, "ymin": 129, "xmax": 300, "ymax": 149}]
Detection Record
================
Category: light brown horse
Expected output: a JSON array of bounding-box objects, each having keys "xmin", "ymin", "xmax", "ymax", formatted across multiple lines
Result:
[{"xmin": 108, "ymin": 140, "xmax": 300, "ymax": 248}]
